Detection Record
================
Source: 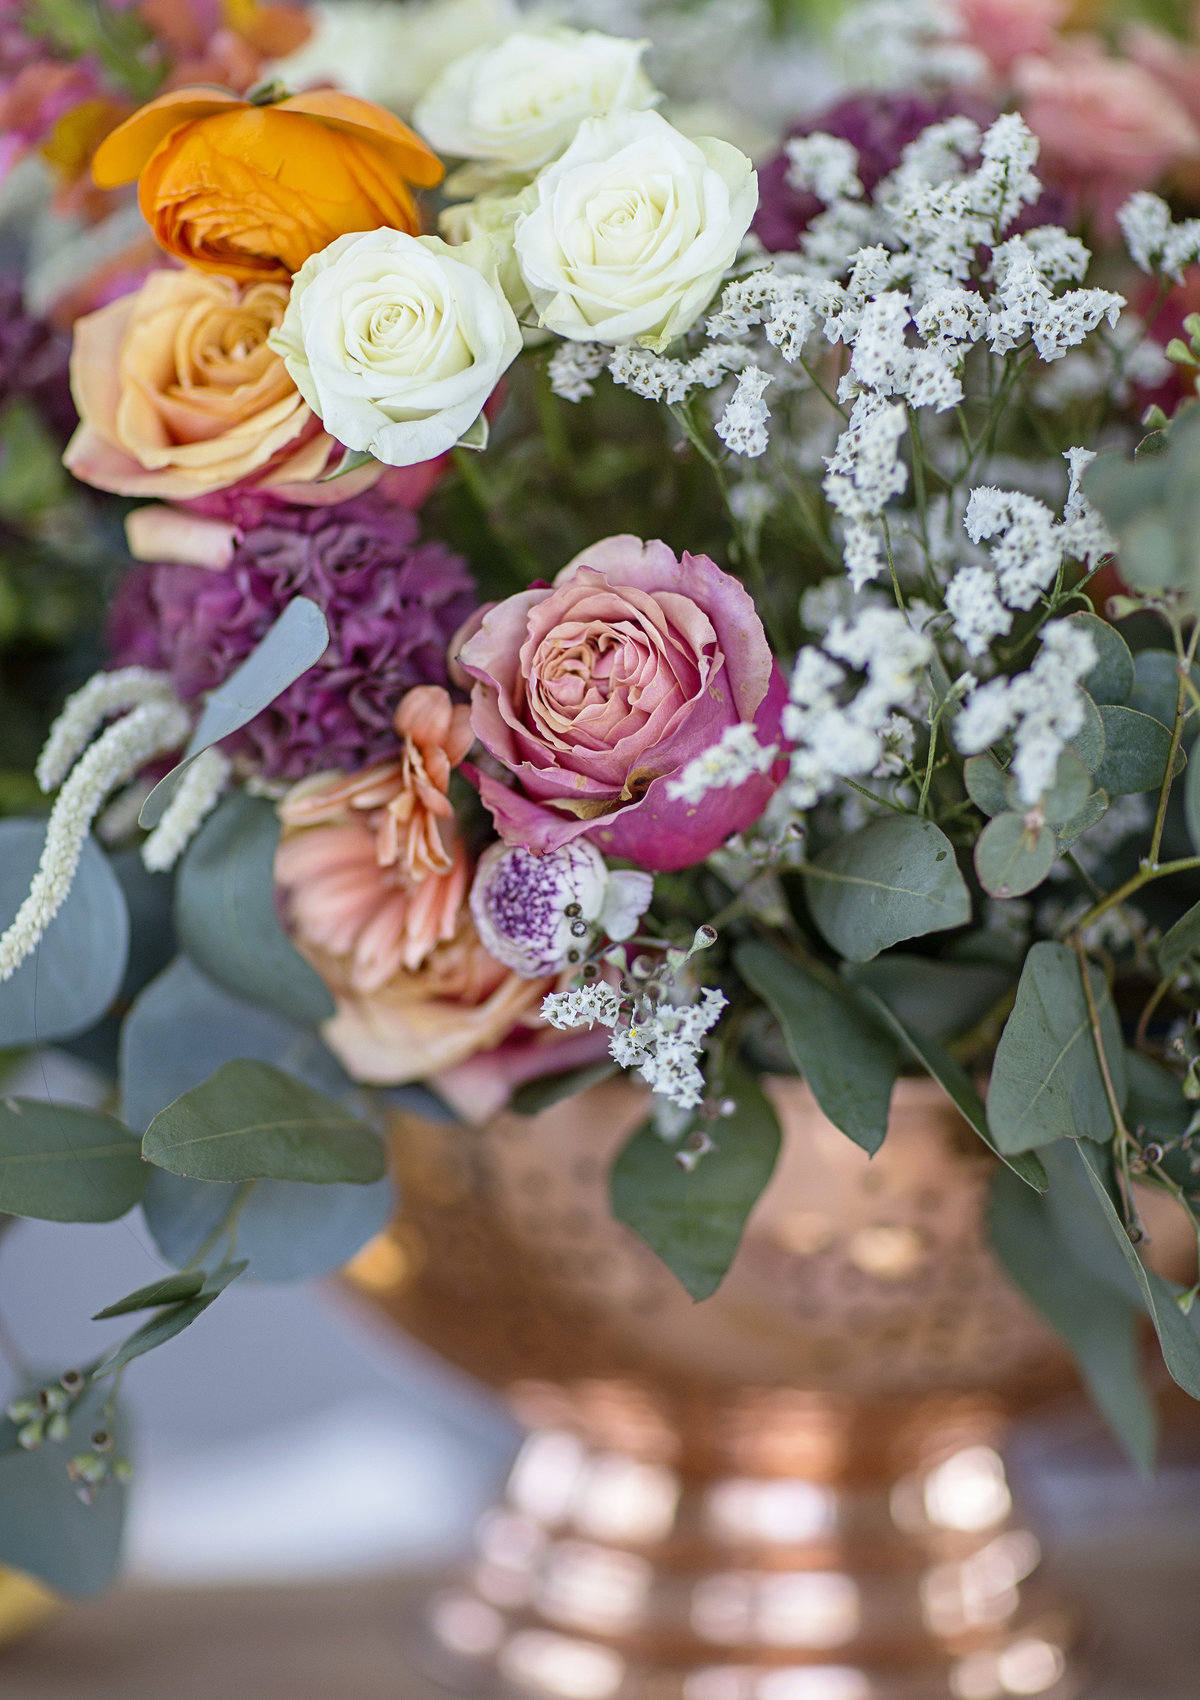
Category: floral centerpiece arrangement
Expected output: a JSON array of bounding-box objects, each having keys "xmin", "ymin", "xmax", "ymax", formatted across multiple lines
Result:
[{"xmin": 4, "ymin": 0, "xmax": 1200, "ymax": 1598}]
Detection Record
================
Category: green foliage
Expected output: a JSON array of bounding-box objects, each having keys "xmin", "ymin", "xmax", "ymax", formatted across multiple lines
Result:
[
  {"xmin": 94, "ymin": 1261, "xmax": 248, "ymax": 1378},
  {"xmin": 1067, "ymin": 610, "xmax": 1134, "ymax": 707},
  {"xmin": 802, "ymin": 817, "xmax": 970, "ymax": 963},
  {"xmin": 1128, "ymin": 649, "xmax": 1199, "ymax": 729},
  {"xmin": 974, "ymin": 813, "xmax": 1057, "ymax": 899},
  {"xmin": 609, "ymin": 1064, "xmax": 781, "ymax": 1301},
  {"xmin": 1093, "ymin": 705, "xmax": 1182, "ymax": 796},
  {"xmin": 963, "ymin": 752, "xmax": 1009, "ymax": 817},
  {"xmin": 1158, "ymin": 898, "xmax": 1200, "ymax": 979},
  {"xmin": 142, "ymin": 1059, "xmax": 386, "ymax": 1186},
  {"xmin": 1068, "ymin": 690, "xmax": 1106, "ymax": 772},
  {"xmin": 0, "ymin": 821, "xmax": 129, "ymax": 1046},
  {"xmin": 1085, "ymin": 408, "xmax": 1200, "ymax": 602},
  {"xmin": 511, "ymin": 1059, "xmax": 619, "ymax": 1115},
  {"xmin": 0, "ymin": 1381, "xmax": 128, "ymax": 1595},
  {"xmin": 736, "ymin": 940, "xmax": 897, "ymax": 1154},
  {"xmin": 0, "ymin": 1100, "xmax": 146, "ymax": 1222},
  {"xmin": 92, "ymin": 1271, "xmax": 207, "ymax": 1320},
  {"xmin": 174, "ymin": 792, "xmax": 335, "ymax": 1027},
  {"xmin": 840, "ymin": 954, "xmax": 1011, "ymax": 1043},
  {"xmin": 1055, "ymin": 788, "xmax": 1109, "ymax": 855},
  {"xmin": 987, "ymin": 942, "xmax": 1126, "ymax": 1153},
  {"xmin": 989, "ymin": 1166, "xmax": 1156, "ymax": 1472}
]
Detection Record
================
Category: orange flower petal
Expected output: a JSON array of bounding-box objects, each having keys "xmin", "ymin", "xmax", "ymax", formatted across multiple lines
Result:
[
  {"xmin": 277, "ymin": 88, "xmax": 443, "ymax": 188},
  {"xmin": 91, "ymin": 86, "xmax": 246, "ymax": 187}
]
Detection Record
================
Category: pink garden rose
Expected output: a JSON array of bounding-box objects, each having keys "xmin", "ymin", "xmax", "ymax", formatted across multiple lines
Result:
[
  {"xmin": 458, "ymin": 535, "xmax": 787, "ymax": 872},
  {"xmin": 1014, "ymin": 39, "xmax": 1200, "ymax": 230},
  {"xmin": 952, "ymin": 0, "xmax": 1065, "ymax": 75}
]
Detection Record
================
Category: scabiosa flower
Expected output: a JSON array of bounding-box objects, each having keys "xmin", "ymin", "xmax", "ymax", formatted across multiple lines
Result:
[
  {"xmin": 469, "ymin": 840, "xmax": 652, "ymax": 979},
  {"xmin": 108, "ymin": 494, "xmax": 476, "ymax": 780}
]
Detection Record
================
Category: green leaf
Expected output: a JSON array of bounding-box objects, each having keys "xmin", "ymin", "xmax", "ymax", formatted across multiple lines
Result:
[
  {"xmin": 988, "ymin": 1166, "xmax": 1156, "ymax": 1472},
  {"xmin": 987, "ymin": 941, "xmax": 1126, "ymax": 1153},
  {"xmin": 1055, "ymin": 788, "xmax": 1108, "ymax": 855},
  {"xmin": 1185, "ymin": 734, "xmax": 1200, "ymax": 854},
  {"xmin": 174, "ymin": 792, "xmax": 334, "ymax": 1026},
  {"xmin": 1158, "ymin": 899, "xmax": 1200, "ymax": 979},
  {"xmin": 94, "ymin": 1260, "xmax": 247, "ymax": 1378},
  {"xmin": 0, "ymin": 821, "xmax": 129, "ymax": 1046},
  {"xmin": 1066, "ymin": 611, "xmax": 1133, "ymax": 707},
  {"xmin": 974, "ymin": 812, "xmax": 1057, "ymax": 899},
  {"xmin": 139, "ymin": 597, "xmax": 329, "ymax": 830},
  {"xmin": 0, "ymin": 1381, "xmax": 128, "ymax": 1596},
  {"xmin": 1070, "ymin": 1138, "xmax": 1200, "ymax": 1400},
  {"xmin": 92, "ymin": 1270, "xmax": 207, "ymax": 1319},
  {"xmin": 840, "ymin": 954, "xmax": 1011, "ymax": 1043},
  {"xmin": 511, "ymin": 1060, "xmax": 619, "ymax": 1116},
  {"xmin": 609, "ymin": 1063, "xmax": 781, "ymax": 1301},
  {"xmin": 1093, "ymin": 705, "xmax": 1182, "ymax": 796},
  {"xmin": 142, "ymin": 1059, "xmax": 385, "ymax": 1185},
  {"xmin": 736, "ymin": 940, "xmax": 897, "ymax": 1155},
  {"xmin": 803, "ymin": 817, "xmax": 970, "ymax": 963},
  {"xmin": 0, "ymin": 1100, "xmax": 146, "ymax": 1222},
  {"xmin": 1068, "ymin": 691, "xmax": 1106, "ymax": 772},
  {"xmin": 1123, "ymin": 1051, "xmax": 1190, "ymax": 1148},
  {"xmin": 1128, "ymin": 649, "xmax": 1199, "ymax": 731},
  {"xmin": 964, "ymin": 753, "xmax": 1009, "ymax": 818},
  {"xmin": 857, "ymin": 990, "xmax": 1047, "ymax": 1192},
  {"xmin": 1016, "ymin": 750, "xmax": 1093, "ymax": 825}
]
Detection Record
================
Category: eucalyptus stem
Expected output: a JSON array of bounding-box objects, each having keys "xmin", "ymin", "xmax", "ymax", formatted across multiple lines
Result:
[
  {"xmin": 1148, "ymin": 619, "xmax": 1200, "ymax": 866},
  {"xmin": 1066, "ymin": 853, "xmax": 1200, "ymax": 938},
  {"xmin": 187, "ymin": 1181, "xmax": 257, "ymax": 1270}
]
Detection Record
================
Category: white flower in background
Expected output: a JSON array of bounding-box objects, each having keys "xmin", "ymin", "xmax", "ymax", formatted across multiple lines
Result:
[
  {"xmin": 964, "ymin": 487, "xmax": 1063, "ymax": 611},
  {"xmin": 416, "ymin": 28, "xmax": 659, "ymax": 176},
  {"xmin": 786, "ymin": 133, "xmax": 862, "ymax": 203},
  {"xmin": 269, "ymin": 0, "xmax": 520, "ymax": 119},
  {"xmin": 955, "ymin": 619, "xmax": 1098, "ymax": 804},
  {"xmin": 1118, "ymin": 191, "xmax": 1200, "ymax": 281},
  {"xmin": 835, "ymin": 0, "xmax": 985, "ymax": 90},
  {"xmin": 716, "ymin": 365, "xmax": 772, "ymax": 456},
  {"xmin": 945, "ymin": 565, "xmax": 1012, "ymax": 657},
  {"xmin": 439, "ymin": 188, "xmax": 531, "ymax": 315},
  {"xmin": 514, "ymin": 109, "xmax": 758, "ymax": 351},
  {"xmin": 470, "ymin": 840, "xmax": 653, "ymax": 978},
  {"xmin": 666, "ymin": 723, "xmax": 779, "ymax": 805},
  {"xmin": 271, "ymin": 230, "xmax": 521, "ymax": 467}
]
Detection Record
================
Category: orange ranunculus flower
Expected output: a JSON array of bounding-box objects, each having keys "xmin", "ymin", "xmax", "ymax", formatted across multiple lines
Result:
[
  {"xmin": 64, "ymin": 266, "xmax": 380, "ymax": 501},
  {"xmin": 91, "ymin": 87, "xmax": 444, "ymax": 280}
]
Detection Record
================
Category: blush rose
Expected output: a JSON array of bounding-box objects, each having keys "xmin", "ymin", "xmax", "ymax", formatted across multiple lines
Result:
[{"xmin": 457, "ymin": 535, "xmax": 787, "ymax": 872}]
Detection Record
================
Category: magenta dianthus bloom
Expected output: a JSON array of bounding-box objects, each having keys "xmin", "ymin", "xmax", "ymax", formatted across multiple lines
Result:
[
  {"xmin": 458, "ymin": 535, "xmax": 786, "ymax": 873},
  {"xmin": 108, "ymin": 495, "xmax": 476, "ymax": 779}
]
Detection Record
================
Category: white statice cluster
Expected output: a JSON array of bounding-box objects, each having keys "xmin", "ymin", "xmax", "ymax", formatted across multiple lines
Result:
[
  {"xmin": 946, "ymin": 449, "xmax": 1113, "ymax": 656},
  {"xmin": 833, "ymin": 0, "xmax": 985, "ymax": 92},
  {"xmin": 784, "ymin": 604, "xmax": 931, "ymax": 807},
  {"xmin": 785, "ymin": 133, "xmax": 862, "ymax": 204},
  {"xmin": 550, "ymin": 337, "xmax": 750, "ymax": 404},
  {"xmin": 541, "ymin": 977, "xmax": 729, "ymax": 1111},
  {"xmin": 715, "ymin": 365, "xmax": 773, "ymax": 456},
  {"xmin": 666, "ymin": 723, "xmax": 779, "ymax": 804},
  {"xmin": 1118, "ymin": 191, "xmax": 1200, "ymax": 283},
  {"xmin": 955, "ymin": 619, "xmax": 1099, "ymax": 805}
]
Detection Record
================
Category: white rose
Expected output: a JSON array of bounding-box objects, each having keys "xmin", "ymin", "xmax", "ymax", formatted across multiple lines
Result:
[
  {"xmin": 270, "ymin": 229, "xmax": 522, "ymax": 468},
  {"xmin": 415, "ymin": 28, "xmax": 659, "ymax": 174},
  {"xmin": 513, "ymin": 109, "xmax": 758, "ymax": 352}
]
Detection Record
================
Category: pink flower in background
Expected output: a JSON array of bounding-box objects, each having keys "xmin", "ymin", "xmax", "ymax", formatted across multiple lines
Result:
[
  {"xmin": 952, "ymin": 0, "xmax": 1066, "ymax": 74},
  {"xmin": 458, "ymin": 535, "xmax": 786, "ymax": 872},
  {"xmin": 1124, "ymin": 23, "xmax": 1200, "ymax": 134},
  {"xmin": 1014, "ymin": 39, "xmax": 1200, "ymax": 229}
]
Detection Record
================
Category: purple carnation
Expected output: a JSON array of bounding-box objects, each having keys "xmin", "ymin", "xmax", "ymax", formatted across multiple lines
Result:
[
  {"xmin": 108, "ymin": 495, "xmax": 476, "ymax": 781},
  {"xmin": 754, "ymin": 91, "xmax": 999, "ymax": 253}
]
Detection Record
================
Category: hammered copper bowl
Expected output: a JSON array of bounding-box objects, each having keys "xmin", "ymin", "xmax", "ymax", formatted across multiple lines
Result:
[{"xmin": 346, "ymin": 1078, "xmax": 1082, "ymax": 1700}]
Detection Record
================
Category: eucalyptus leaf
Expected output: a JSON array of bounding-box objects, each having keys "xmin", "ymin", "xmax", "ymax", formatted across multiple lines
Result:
[
  {"xmin": 1128, "ymin": 649, "xmax": 1200, "ymax": 732},
  {"xmin": 1093, "ymin": 705, "xmax": 1181, "ymax": 796},
  {"xmin": 174, "ymin": 791, "xmax": 334, "ymax": 1026},
  {"xmin": 988, "ymin": 1166, "xmax": 1156, "ymax": 1472},
  {"xmin": 120, "ymin": 956, "xmax": 349, "ymax": 1135},
  {"xmin": 140, "ymin": 1166, "xmax": 395, "ymax": 1280},
  {"xmin": 0, "ymin": 1099, "xmax": 146, "ymax": 1222},
  {"xmin": 987, "ymin": 942, "xmax": 1126, "ymax": 1153},
  {"xmin": 964, "ymin": 753, "xmax": 1010, "ymax": 818},
  {"xmin": 857, "ymin": 990, "xmax": 1047, "ymax": 1192},
  {"xmin": 511, "ymin": 1060, "xmax": 619, "ymax": 1116},
  {"xmin": 1068, "ymin": 691, "xmax": 1106, "ymax": 772},
  {"xmin": 142, "ymin": 1058, "xmax": 385, "ymax": 1185},
  {"xmin": 1185, "ymin": 737, "xmax": 1200, "ymax": 854},
  {"xmin": 1055, "ymin": 789, "xmax": 1108, "ymax": 855},
  {"xmin": 609, "ymin": 1063, "xmax": 781, "ymax": 1301},
  {"xmin": 139, "ymin": 597, "xmax": 329, "ymax": 830},
  {"xmin": 736, "ymin": 940, "xmax": 897, "ymax": 1155},
  {"xmin": 1158, "ymin": 899, "xmax": 1200, "ymax": 979},
  {"xmin": 803, "ymin": 817, "xmax": 970, "ymax": 963},
  {"xmin": 841, "ymin": 955, "xmax": 1011, "ymax": 1043},
  {"xmin": 0, "ymin": 1382, "xmax": 127, "ymax": 1595},
  {"xmin": 92, "ymin": 1270, "xmax": 207, "ymax": 1319},
  {"xmin": 1123, "ymin": 1051, "xmax": 1190, "ymax": 1148},
  {"xmin": 1017, "ymin": 750, "xmax": 1092, "ymax": 825},
  {"xmin": 1066, "ymin": 610, "xmax": 1133, "ymax": 707},
  {"xmin": 974, "ymin": 813, "xmax": 1057, "ymax": 899},
  {"xmin": 0, "ymin": 821, "xmax": 129, "ymax": 1047},
  {"xmin": 94, "ymin": 1260, "xmax": 248, "ymax": 1378}
]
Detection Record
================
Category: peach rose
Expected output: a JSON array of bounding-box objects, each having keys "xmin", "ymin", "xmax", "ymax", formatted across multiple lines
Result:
[
  {"xmin": 1014, "ymin": 40, "xmax": 1200, "ymax": 228},
  {"xmin": 63, "ymin": 267, "xmax": 376, "ymax": 501},
  {"xmin": 91, "ymin": 86, "xmax": 443, "ymax": 279}
]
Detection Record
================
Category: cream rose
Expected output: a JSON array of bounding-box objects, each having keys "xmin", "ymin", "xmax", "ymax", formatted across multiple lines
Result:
[
  {"xmin": 270, "ymin": 228, "xmax": 522, "ymax": 467},
  {"xmin": 415, "ymin": 27, "xmax": 658, "ymax": 175},
  {"xmin": 513, "ymin": 109, "xmax": 758, "ymax": 352}
]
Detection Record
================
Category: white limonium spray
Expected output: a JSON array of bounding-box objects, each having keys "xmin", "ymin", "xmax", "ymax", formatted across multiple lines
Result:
[
  {"xmin": 140, "ymin": 747, "xmax": 232, "ymax": 874},
  {"xmin": 469, "ymin": 840, "xmax": 653, "ymax": 978},
  {"xmin": 666, "ymin": 723, "xmax": 779, "ymax": 806},
  {"xmin": 1118, "ymin": 191, "xmax": 1200, "ymax": 282},
  {"xmin": 609, "ymin": 987, "xmax": 728, "ymax": 1110},
  {"xmin": 955, "ymin": 619, "xmax": 1099, "ymax": 805}
]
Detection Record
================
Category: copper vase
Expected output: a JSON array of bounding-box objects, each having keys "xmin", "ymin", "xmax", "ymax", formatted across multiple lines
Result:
[{"xmin": 346, "ymin": 1077, "xmax": 1082, "ymax": 1700}]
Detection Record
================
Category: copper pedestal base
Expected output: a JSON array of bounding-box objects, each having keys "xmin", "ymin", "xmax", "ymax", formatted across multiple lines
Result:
[{"xmin": 419, "ymin": 1380, "xmax": 1079, "ymax": 1700}]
